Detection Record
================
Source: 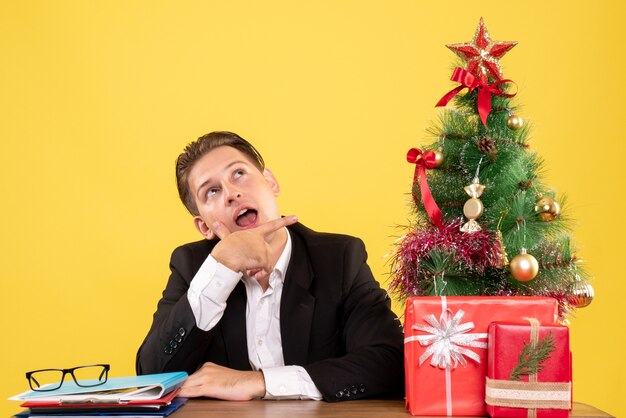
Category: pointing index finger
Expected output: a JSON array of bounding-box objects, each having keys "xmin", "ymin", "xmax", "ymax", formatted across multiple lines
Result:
[{"xmin": 255, "ymin": 215, "xmax": 298, "ymax": 236}]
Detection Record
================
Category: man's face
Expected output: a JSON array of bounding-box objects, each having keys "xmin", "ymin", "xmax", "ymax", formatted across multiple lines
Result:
[{"xmin": 188, "ymin": 146, "xmax": 281, "ymax": 239}]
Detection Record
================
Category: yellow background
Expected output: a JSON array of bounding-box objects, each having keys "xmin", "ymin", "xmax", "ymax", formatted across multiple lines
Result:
[{"xmin": 1, "ymin": 1, "xmax": 623, "ymax": 416}]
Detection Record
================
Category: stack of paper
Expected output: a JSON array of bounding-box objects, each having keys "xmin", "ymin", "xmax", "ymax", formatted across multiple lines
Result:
[{"xmin": 9, "ymin": 372, "xmax": 188, "ymax": 418}]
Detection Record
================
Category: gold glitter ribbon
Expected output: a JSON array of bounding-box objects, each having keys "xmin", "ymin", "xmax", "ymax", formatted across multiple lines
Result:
[{"xmin": 485, "ymin": 319, "xmax": 571, "ymax": 416}]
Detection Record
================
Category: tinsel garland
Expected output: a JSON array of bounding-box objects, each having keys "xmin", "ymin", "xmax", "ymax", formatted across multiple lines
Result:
[
  {"xmin": 389, "ymin": 219, "xmax": 574, "ymax": 320},
  {"xmin": 390, "ymin": 219, "xmax": 502, "ymax": 297}
]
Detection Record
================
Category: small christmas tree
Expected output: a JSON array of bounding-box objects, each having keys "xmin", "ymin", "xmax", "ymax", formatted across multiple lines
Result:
[{"xmin": 390, "ymin": 18, "xmax": 593, "ymax": 319}]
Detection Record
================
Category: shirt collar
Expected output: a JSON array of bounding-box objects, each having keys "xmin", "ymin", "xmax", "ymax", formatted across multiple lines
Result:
[{"xmin": 272, "ymin": 228, "xmax": 292, "ymax": 283}]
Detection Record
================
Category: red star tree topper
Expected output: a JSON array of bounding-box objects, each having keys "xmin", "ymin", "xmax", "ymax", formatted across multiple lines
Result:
[{"xmin": 446, "ymin": 17, "xmax": 517, "ymax": 81}]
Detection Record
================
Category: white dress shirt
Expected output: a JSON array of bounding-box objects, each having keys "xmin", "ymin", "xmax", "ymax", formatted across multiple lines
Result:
[{"xmin": 187, "ymin": 230, "xmax": 323, "ymax": 400}]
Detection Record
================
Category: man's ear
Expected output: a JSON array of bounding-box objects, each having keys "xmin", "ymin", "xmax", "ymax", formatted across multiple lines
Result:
[
  {"xmin": 263, "ymin": 168, "xmax": 280, "ymax": 196},
  {"xmin": 193, "ymin": 216, "xmax": 215, "ymax": 240}
]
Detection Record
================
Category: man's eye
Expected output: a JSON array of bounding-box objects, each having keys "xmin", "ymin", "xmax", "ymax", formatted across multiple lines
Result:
[
  {"xmin": 233, "ymin": 169, "xmax": 245, "ymax": 179},
  {"xmin": 207, "ymin": 187, "xmax": 219, "ymax": 198}
]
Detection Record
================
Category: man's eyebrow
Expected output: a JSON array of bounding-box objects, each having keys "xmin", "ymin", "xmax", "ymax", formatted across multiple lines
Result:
[{"xmin": 195, "ymin": 160, "xmax": 250, "ymax": 198}]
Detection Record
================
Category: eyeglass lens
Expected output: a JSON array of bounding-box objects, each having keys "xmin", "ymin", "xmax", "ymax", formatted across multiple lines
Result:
[{"xmin": 72, "ymin": 365, "xmax": 108, "ymax": 386}]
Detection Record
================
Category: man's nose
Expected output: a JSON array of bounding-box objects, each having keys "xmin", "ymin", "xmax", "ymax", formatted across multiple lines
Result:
[{"xmin": 223, "ymin": 184, "xmax": 242, "ymax": 204}]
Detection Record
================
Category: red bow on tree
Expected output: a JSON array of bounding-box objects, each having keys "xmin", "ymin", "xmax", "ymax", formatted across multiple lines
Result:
[
  {"xmin": 436, "ymin": 67, "xmax": 516, "ymax": 126},
  {"xmin": 407, "ymin": 148, "xmax": 443, "ymax": 229}
]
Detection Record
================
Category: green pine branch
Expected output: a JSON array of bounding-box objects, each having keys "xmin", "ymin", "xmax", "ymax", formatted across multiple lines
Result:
[{"xmin": 509, "ymin": 332, "xmax": 556, "ymax": 381}]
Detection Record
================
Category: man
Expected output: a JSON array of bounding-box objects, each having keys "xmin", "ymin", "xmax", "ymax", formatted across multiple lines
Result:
[{"xmin": 136, "ymin": 131, "xmax": 404, "ymax": 401}]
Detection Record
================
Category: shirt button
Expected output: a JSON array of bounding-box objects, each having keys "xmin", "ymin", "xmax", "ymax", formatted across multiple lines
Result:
[
  {"xmin": 257, "ymin": 339, "xmax": 263, "ymax": 346},
  {"xmin": 215, "ymin": 281, "xmax": 223, "ymax": 288},
  {"xmin": 279, "ymin": 386, "xmax": 286, "ymax": 394}
]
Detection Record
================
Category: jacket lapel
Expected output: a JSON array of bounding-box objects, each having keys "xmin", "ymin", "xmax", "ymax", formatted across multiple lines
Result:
[
  {"xmin": 221, "ymin": 281, "xmax": 252, "ymax": 370},
  {"xmin": 280, "ymin": 229, "xmax": 316, "ymax": 366}
]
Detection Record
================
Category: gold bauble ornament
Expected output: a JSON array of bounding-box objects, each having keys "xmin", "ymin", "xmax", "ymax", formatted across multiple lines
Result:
[
  {"xmin": 569, "ymin": 280, "xmax": 594, "ymax": 308},
  {"xmin": 509, "ymin": 249, "xmax": 539, "ymax": 282},
  {"xmin": 434, "ymin": 149, "xmax": 444, "ymax": 168},
  {"xmin": 507, "ymin": 114, "xmax": 524, "ymax": 130},
  {"xmin": 535, "ymin": 196, "xmax": 560, "ymax": 221}
]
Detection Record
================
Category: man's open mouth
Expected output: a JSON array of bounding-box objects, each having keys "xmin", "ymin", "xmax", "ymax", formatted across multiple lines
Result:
[{"xmin": 235, "ymin": 208, "xmax": 258, "ymax": 228}]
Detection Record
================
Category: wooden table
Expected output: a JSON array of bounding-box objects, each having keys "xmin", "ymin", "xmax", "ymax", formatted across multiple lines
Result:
[{"xmin": 176, "ymin": 399, "xmax": 614, "ymax": 418}]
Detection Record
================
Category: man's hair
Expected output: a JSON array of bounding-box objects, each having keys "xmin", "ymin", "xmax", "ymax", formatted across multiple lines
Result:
[{"xmin": 175, "ymin": 131, "xmax": 265, "ymax": 215}]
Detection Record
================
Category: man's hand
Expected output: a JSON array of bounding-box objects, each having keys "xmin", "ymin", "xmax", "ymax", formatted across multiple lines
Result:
[
  {"xmin": 210, "ymin": 216, "xmax": 297, "ymax": 278},
  {"xmin": 178, "ymin": 362, "xmax": 266, "ymax": 400}
]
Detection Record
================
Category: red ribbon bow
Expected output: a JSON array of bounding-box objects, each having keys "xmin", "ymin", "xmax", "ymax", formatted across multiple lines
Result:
[
  {"xmin": 407, "ymin": 148, "xmax": 443, "ymax": 229},
  {"xmin": 435, "ymin": 67, "xmax": 516, "ymax": 126}
]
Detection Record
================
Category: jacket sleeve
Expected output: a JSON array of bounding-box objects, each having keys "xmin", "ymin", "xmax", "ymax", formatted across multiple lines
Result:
[
  {"xmin": 136, "ymin": 244, "xmax": 216, "ymax": 375},
  {"xmin": 303, "ymin": 238, "xmax": 405, "ymax": 401}
]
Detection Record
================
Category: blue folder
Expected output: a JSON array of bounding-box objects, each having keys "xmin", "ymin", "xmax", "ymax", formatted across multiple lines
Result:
[{"xmin": 10, "ymin": 372, "xmax": 188, "ymax": 402}]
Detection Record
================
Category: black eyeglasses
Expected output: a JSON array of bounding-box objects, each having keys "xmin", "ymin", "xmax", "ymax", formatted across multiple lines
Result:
[{"xmin": 26, "ymin": 364, "xmax": 110, "ymax": 392}]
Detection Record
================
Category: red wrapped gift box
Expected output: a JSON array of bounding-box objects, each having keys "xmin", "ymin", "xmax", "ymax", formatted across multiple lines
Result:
[
  {"xmin": 486, "ymin": 320, "xmax": 572, "ymax": 418},
  {"xmin": 404, "ymin": 296, "xmax": 558, "ymax": 416}
]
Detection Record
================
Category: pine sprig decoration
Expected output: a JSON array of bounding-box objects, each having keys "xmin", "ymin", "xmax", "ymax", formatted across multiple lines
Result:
[{"xmin": 509, "ymin": 332, "xmax": 555, "ymax": 381}]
